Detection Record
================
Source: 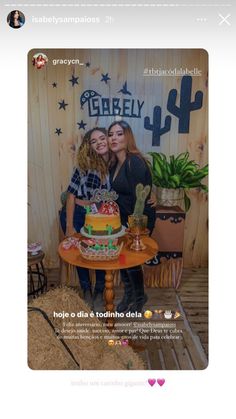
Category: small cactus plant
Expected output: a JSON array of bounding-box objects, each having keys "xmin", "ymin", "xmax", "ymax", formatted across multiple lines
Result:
[{"xmin": 133, "ymin": 183, "xmax": 151, "ymax": 216}]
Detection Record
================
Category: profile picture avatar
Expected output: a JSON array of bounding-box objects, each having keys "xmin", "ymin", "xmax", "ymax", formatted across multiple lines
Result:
[
  {"xmin": 7, "ymin": 10, "xmax": 25, "ymax": 29},
  {"xmin": 32, "ymin": 53, "xmax": 48, "ymax": 69}
]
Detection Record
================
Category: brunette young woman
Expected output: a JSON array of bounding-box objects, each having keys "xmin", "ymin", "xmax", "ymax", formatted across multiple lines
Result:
[
  {"xmin": 8, "ymin": 10, "xmax": 24, "ymax": 28},
  {"xmin": 108, "ymin": 120, "xmax": 156, "ymax": 313}
]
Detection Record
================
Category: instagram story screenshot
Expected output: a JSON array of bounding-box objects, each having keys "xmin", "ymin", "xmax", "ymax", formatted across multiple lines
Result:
[{"xmin": 0, "ymin": 1, "xmax": 235, "ymax": 418}]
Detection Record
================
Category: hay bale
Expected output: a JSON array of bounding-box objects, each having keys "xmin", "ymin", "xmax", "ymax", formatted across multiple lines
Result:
[
  {"xmin": 28, "ymin": 287, "xmax": 144, "ymax": 370},
  {"xmin": 28, "ymin": 310, "xmax": 79, "ymax": 370}
]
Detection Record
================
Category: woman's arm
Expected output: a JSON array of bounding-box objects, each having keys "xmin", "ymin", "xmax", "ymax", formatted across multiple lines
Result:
[
  {"xmin": 66, "ymin": 193, "xmax": 76, "ymax": 237},
  {"xmin": 147, "ymin": 190, "xmax": 157, "ymax": 208},
  {"xmin": 65, "ymin": 167, "xmax": 82, "ymax": 236},
  {"xmin": 75, "ymin": 198, "xmax": 93, "ymax": 207}
]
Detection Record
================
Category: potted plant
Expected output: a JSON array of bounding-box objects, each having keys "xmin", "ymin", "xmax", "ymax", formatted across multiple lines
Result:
[
  {"xmin": 128, "ymin": 183, "xmax": 150, "ymax": 233},
  {"xmin": 148, "ymin": 152, "xmax": 208, "ymax": 211},
  {"xmin": 128, "ymin": 183, "xmax": 151, "ymax": 250}
]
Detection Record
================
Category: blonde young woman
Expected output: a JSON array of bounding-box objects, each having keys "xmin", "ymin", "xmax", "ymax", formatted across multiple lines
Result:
[{"xmin": 60, "ymin": 128, "xmax": 111, "ymax": 311}]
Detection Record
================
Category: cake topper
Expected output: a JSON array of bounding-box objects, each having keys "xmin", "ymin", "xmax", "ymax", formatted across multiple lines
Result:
[{"xmin": 92, "ymin": 189, "xmax": 118, "ymax": 203}]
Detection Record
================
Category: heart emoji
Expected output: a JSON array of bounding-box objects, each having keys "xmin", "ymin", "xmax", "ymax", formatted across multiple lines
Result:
[
  {"xmin": 148, "ymin": 379, "xmax": 156, "ymax": 387},
  {"xmin": 157, "ymin": 379, "xmax": 165, "ymax": 386}
]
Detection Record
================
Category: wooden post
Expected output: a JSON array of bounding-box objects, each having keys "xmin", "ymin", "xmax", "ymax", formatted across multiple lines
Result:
[{"xmin": 104, "ymin": 270, "xmax": 115, "ymax": 329}]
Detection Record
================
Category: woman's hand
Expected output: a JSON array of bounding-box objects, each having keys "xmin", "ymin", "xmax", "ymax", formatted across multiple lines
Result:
[
  {"xmin": 148, "ymin": 191, "xmax": 157, "ymax": 208},
  {"xmin": 75, "ymin": 198, "xmax": 93, "ymax": 207},
  {"xmin": 66, "ymin": 225, "xmax": 77, "ymax": 237}
]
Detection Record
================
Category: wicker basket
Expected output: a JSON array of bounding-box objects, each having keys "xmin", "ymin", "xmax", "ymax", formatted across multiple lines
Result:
[
  {"xmin": 157, "ymin": 187, "xmax": 185, "ymax": 209},
  {"xmin": 78, "ymin": 241, "xmax": 123, "ymax": 261}
]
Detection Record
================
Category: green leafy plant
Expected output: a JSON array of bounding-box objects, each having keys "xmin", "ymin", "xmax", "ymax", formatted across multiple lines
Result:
[{"xmin": 148, "ymin": 151, "xmax": 208, "ymax": 211}]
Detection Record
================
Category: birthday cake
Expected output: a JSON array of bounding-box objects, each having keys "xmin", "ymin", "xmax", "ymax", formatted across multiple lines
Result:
[{"xmin": 84, "ymin": 201, "xmax": 122, "ymax": 236}]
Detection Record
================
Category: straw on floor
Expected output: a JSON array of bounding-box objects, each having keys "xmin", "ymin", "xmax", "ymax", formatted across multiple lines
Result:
[{"xmin": 28, "ymin": 287, "xmax": 145, "ymax": 370}]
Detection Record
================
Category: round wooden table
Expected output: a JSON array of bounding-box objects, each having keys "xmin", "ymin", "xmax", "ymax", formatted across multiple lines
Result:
[{"xmin": 58, "ymin": 234, "xmax": 158, "ymax": 328}]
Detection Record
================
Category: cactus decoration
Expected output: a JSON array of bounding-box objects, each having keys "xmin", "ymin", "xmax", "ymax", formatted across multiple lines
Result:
[
  {"xmin": 85, "ymin": 206, "xmax": 91, "ymax": 214},
  {"xmin": 133, "ymin": 183, "xmax": 151, "ymax": 216},
  {"xmin": 108, "ymin": 239, "xmax": 113, "ymax": 249},
  {"xmin": 86, "ymin": 224, "xmax": 93, "ymax": 235},
  {"xmin": 106, "ymin": 225, "xmax": 113, "ymax": 235},
  {"xmin": 144, "ymin": 106, "xmax": 171, "ymax": 147},
  {"xmin": 167, "ymin": 75, "xmax": 203, "ymax": 133}
]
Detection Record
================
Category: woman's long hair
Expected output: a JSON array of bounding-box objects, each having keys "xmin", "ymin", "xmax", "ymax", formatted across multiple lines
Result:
[
  {"xmin": 108, "ymin": 120, "xmax": 148, "ymax": 166},
  {"xmin": 77, "ymin": 128, "xmax": 109, "ymax": 181},
  {"xmin": 9, "ymin": 11, "xmax": 22, "ymax": 27}
]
